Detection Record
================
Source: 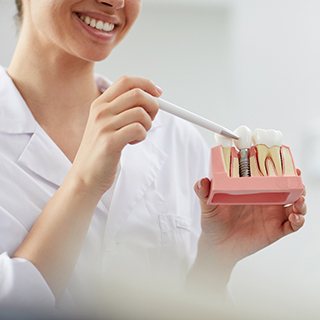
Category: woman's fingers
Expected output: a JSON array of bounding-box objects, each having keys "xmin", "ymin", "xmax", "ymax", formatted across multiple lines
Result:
[
  {"xmin": 293, "ymin": 198, "xmax": 307, "ymax": 215},
  {"xmin": 112, "ymin": 107, "xmax": 153, "ymax": 132},
  {"xmin": 283, "ymin": 213, "xmax": 305, "ymax": 235},
  {"xmin": 105, "ymin": 88, "xmax": 160, "ymax": 119},
  {"xmin": 285, "ymin": 196, "xmax": 307, "ymax": 217},
  {"xmin": 73, "ymin": 76, "xmax": 163, "ymax": 194},
  {"xmin": 96, "ymin": 76, "xmax": 162, "ymax": 104},
  {"xmin": 283, "ymin": 193, "xmax": 306, "ymax": 235},
  {"xmin": 113, "ymin": 123, "xmax": 148, "ymax": 149},
  {"xmin": 194, "ymin": 178, "xmax": 211, "ymax": 200},
  {"xmin": 194, "ymin": 178, "xmax": 219, "ymax": 215}
]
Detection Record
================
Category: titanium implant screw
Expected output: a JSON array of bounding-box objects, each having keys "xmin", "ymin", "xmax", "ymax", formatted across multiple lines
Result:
[{"xmin": 239, "ymin": 149, "xmax": 251, "ymax": 177}]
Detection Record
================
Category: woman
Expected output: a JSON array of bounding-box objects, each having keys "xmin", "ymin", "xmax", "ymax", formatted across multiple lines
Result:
[{"xmin": 0, "ymin": 0, "xmax": 306, "ymax": 312}]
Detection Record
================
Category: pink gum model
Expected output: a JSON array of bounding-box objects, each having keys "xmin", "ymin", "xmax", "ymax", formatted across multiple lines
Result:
[{"xmin": 208, "ymin": 145, "xmax": 304, "ymax": 205}]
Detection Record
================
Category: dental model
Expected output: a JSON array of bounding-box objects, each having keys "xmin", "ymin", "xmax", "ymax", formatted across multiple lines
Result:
[
  {"xmin": 234, "ymin": 126, "xmax": 252, "ymax": 177},
  {"xmin": 209, "ymin": 126, "xmax": 304, "ymax": 205}
]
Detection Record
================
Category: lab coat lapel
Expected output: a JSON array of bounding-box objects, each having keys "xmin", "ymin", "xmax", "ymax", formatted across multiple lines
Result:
[
  {"xmin": 105, "ymin": 128, "xmax": 167, "ymax": 238},
  {"xmin": 17, "ymin": 125, "xmax": 107, "ymax": 212},
  {"xmin": 17, "ymin": 125, "xmax": 72, "ymax": 187}
]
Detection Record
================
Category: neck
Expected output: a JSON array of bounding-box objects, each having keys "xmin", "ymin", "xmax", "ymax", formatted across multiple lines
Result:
[{"xmin": 7, "ymin": 27, "xmax": 101, "ymax": 128}]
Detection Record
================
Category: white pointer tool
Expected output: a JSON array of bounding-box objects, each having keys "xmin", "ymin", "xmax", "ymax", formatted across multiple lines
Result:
[{"xmin": 158, "ymin": 98, "xmax": 239, "ymax": 140}]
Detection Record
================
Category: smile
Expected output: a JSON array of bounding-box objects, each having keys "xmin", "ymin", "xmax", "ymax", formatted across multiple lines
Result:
[{"xmin": 77, "ymin": 14, "xmax": 115, "ymax": 33}]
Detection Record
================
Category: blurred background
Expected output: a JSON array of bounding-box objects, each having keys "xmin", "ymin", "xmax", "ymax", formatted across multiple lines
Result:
[{"xmin": 1, "ymin": 0, "xmax": 320, "ymax": 318}]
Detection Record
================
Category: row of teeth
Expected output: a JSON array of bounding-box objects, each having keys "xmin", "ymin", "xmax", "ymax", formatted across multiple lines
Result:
[
  {"xmin": 216, "ymin": 126, "xmax": 283, "ymax": 149},
  {"xmin": 79, "ymin": 15, "xmax": 115, "ymax": 32}
]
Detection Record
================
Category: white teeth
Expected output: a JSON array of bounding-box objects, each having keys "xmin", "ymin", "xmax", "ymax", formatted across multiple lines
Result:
[
  {"xmin": 253, "ymin": 128, "xmax": 268, "ymax": 145},
  {"xmin": 95, "ymin": 21, "xmax": 104, "ymax": 30},
  {"xmin": 234, "ymin": 125, "xmax": 252, "ymax": 150},
  {"xmin": 90, "ymin": 18, "xmax": 96, "ymax": 28},
  {"xmin": 103, "ymin": 23, "xmax": 114, "ymax": 32},
  {"xmin": 215, "ymin": 133, "xmax": 233, "ymax": 147},
  {"xmin": 273, "ymin": 130, "xmax": 283, "ymax": 146},
  {"xmin": 253, "ymin": 129, "xmax": 283, "ymax": 147},
  {"xmin": 79, "ymin": 14, "xmax": 115, "ymax": 33},
  {"xmin": 85, "ymin": 16, "xmax": 91, "ymax": 25}
]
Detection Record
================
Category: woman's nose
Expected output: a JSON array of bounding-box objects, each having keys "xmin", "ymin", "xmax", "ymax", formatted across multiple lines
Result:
[{"xmin": 96, "ymin": 0, "xmax": 125, "ymax": 10}]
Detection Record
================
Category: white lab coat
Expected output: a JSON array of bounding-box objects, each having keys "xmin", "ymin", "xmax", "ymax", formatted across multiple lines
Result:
[{"xmin": 0, "ymin": 66, "xmax": 210, "ymax": 310}]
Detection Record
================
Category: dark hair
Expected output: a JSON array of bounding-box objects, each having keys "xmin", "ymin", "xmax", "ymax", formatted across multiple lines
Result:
[{"xmin": 15, "ymin": 0, "xmax": 23, "ymax": 22}]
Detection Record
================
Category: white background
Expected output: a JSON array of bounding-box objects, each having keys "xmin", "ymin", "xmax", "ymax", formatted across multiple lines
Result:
[{"xmin": 1, "ymin": 0, "xmax": 320, "ymax": 317}]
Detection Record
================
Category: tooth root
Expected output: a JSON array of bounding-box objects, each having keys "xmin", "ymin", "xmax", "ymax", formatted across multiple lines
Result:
[
  {"xmin": 230, "ymin": 148, "xmax": 240, "ymax": 178},
  {"xmin": 250, "ymin": 156, "xmax": 263, "ymax": 176},
  {"xmin": 266, "ymin": 157, "xmax": 277, "ymax": 176},
  {"xmin": 281, "ymin": 147, "xmax": 297, "ymax": 176},
  {"xmin": 269, "ymin": 146, "xmax": 283, "ymax": 176},
  {"xmin": 249, "ymin": 148, "xmax": 263, "ymax": 176},
  {"xmin": 256, "ymin": 145, "xmax": 269, "ymax": 176},
  {"xmin": 222, "ymin": 147, "xmax": 231, "ymax": 177}
]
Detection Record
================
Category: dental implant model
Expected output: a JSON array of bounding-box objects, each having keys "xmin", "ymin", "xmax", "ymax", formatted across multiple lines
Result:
[
  {"xmin": 209, "ymin": 126, "xmax": 304, "ymax": 205},
  {"xmin": 234, "ymin": 126, "xmax": 252, "ymax": 177}
]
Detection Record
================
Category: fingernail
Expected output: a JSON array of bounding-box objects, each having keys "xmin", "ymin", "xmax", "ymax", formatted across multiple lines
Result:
[
  {"xmin": 198, "ymin": 179, "xmax": 206, "ymax": 190},
  {"xmin": 294, "ymin": 214, "xmax": 301, "ymax": 222},
  {"xmin": 155, "ymin": 85, "xmax": 163, "ymax": 95}
]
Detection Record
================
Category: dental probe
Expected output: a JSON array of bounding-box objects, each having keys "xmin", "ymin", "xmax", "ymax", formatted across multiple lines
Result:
[{"xmin": 158, "ymin": 98, "xmax": 239, "ymax": 140}]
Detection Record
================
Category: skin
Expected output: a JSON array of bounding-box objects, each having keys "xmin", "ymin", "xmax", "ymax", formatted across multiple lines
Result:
[
  {"xmin": 190, "ymin": 175, "xmax": 306, "ymax": 292},
  {"xmin": 7, "ymin": 0, "xmax": 306, "ymax": 300}
]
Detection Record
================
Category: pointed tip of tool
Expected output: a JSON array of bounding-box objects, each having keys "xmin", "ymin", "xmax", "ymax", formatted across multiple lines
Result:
[{"xmin": 221, "ymin": 129, "xmax": 239, "ymax": 140}]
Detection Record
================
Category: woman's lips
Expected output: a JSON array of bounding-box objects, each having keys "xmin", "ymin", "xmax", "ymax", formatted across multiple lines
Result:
[{"xmin": 73, "ymin": 12, "xmax": 117, "ymax": 43}]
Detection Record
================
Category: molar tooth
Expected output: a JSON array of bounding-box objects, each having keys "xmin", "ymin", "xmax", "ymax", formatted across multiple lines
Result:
[
  {"xmin": 269, "ymin": 146, "xmax": 282, "ymax": 175},
  {"xmin": 273, "ymin": 130, "xmax": 283, "ymax": 146},
  {"xmin": 265, "ymin": 157, "xmax": 277, "ymax": 176},
  {"xmin": 281, "ymin": 147, "xmax": 297, "ymax": 176},
  {"xmin": 215, "ymin": 133, "xmax": 233, "ymax": 147},
  {"xmin": 253, "ymin": 129, "xmax": 283, "ymax": 148},
  {"xmin": 253, "ymin": 128, "xmax": 269, "ymax": 146},
  {"xmin": 231, "ymin": 148, "xmax": 240, "ymax": 178},
  {"xmin": 215, "ymin": 134, "xmax": 232, "ymax": 176},
  {"xmin": 249, "ymin": 148, "xmax": 263, "ymax": 176},
  {"xmin": 256, "ymin": 144, "xmax": 269, "ymax": 176},
  {"xmin": 268, "ymin": 129, "xmax": 283, "ymax": 175},
  {"xmin": 253, "ymin": 129, "xmax": 284, "ymax": 176}
]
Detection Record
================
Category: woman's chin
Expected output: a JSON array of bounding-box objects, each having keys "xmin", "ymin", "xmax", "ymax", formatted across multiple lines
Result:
[
  {"xmin": 71, "ymin": 47, "xmax": 112, "ymax": 63},
  {"xmin": 82, "ymin": 51, "xmax": 111, "ymax": 62}
]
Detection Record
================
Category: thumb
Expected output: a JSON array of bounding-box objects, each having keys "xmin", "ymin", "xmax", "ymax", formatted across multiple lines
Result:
[{"xmin": 194, "ymin": 178, "xmax": 216, "ymax": 213}]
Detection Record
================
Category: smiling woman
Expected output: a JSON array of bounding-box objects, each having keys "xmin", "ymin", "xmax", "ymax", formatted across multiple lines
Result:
[{"xmin": 0, "ymin": 0, "xmax": 306, "ymax": 317}]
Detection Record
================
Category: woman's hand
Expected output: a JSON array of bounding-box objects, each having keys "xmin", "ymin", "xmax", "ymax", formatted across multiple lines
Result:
[
  {"xmin": 193, "ymin": 177, "xmax": 306, "ymax": 283},
  {"xmin": 69, "ymin": 76, "xmax": 162, "ymax": 196},
  {"xmin": 188, "ymin": 175, "xmax": 306, "ymax": 296}
]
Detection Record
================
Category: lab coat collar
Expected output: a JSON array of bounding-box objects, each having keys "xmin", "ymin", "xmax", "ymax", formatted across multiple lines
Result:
[
  {"xmin": 18, "ymin": 124, "xmax": 72, "ymax": 187},
  {"xmin": 0, "ymin": 66, "xmax": 37, "ymax": 134},
  {"xmin": 16, "ymin": 124, "xmax": 113, "ymax": 214}
]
